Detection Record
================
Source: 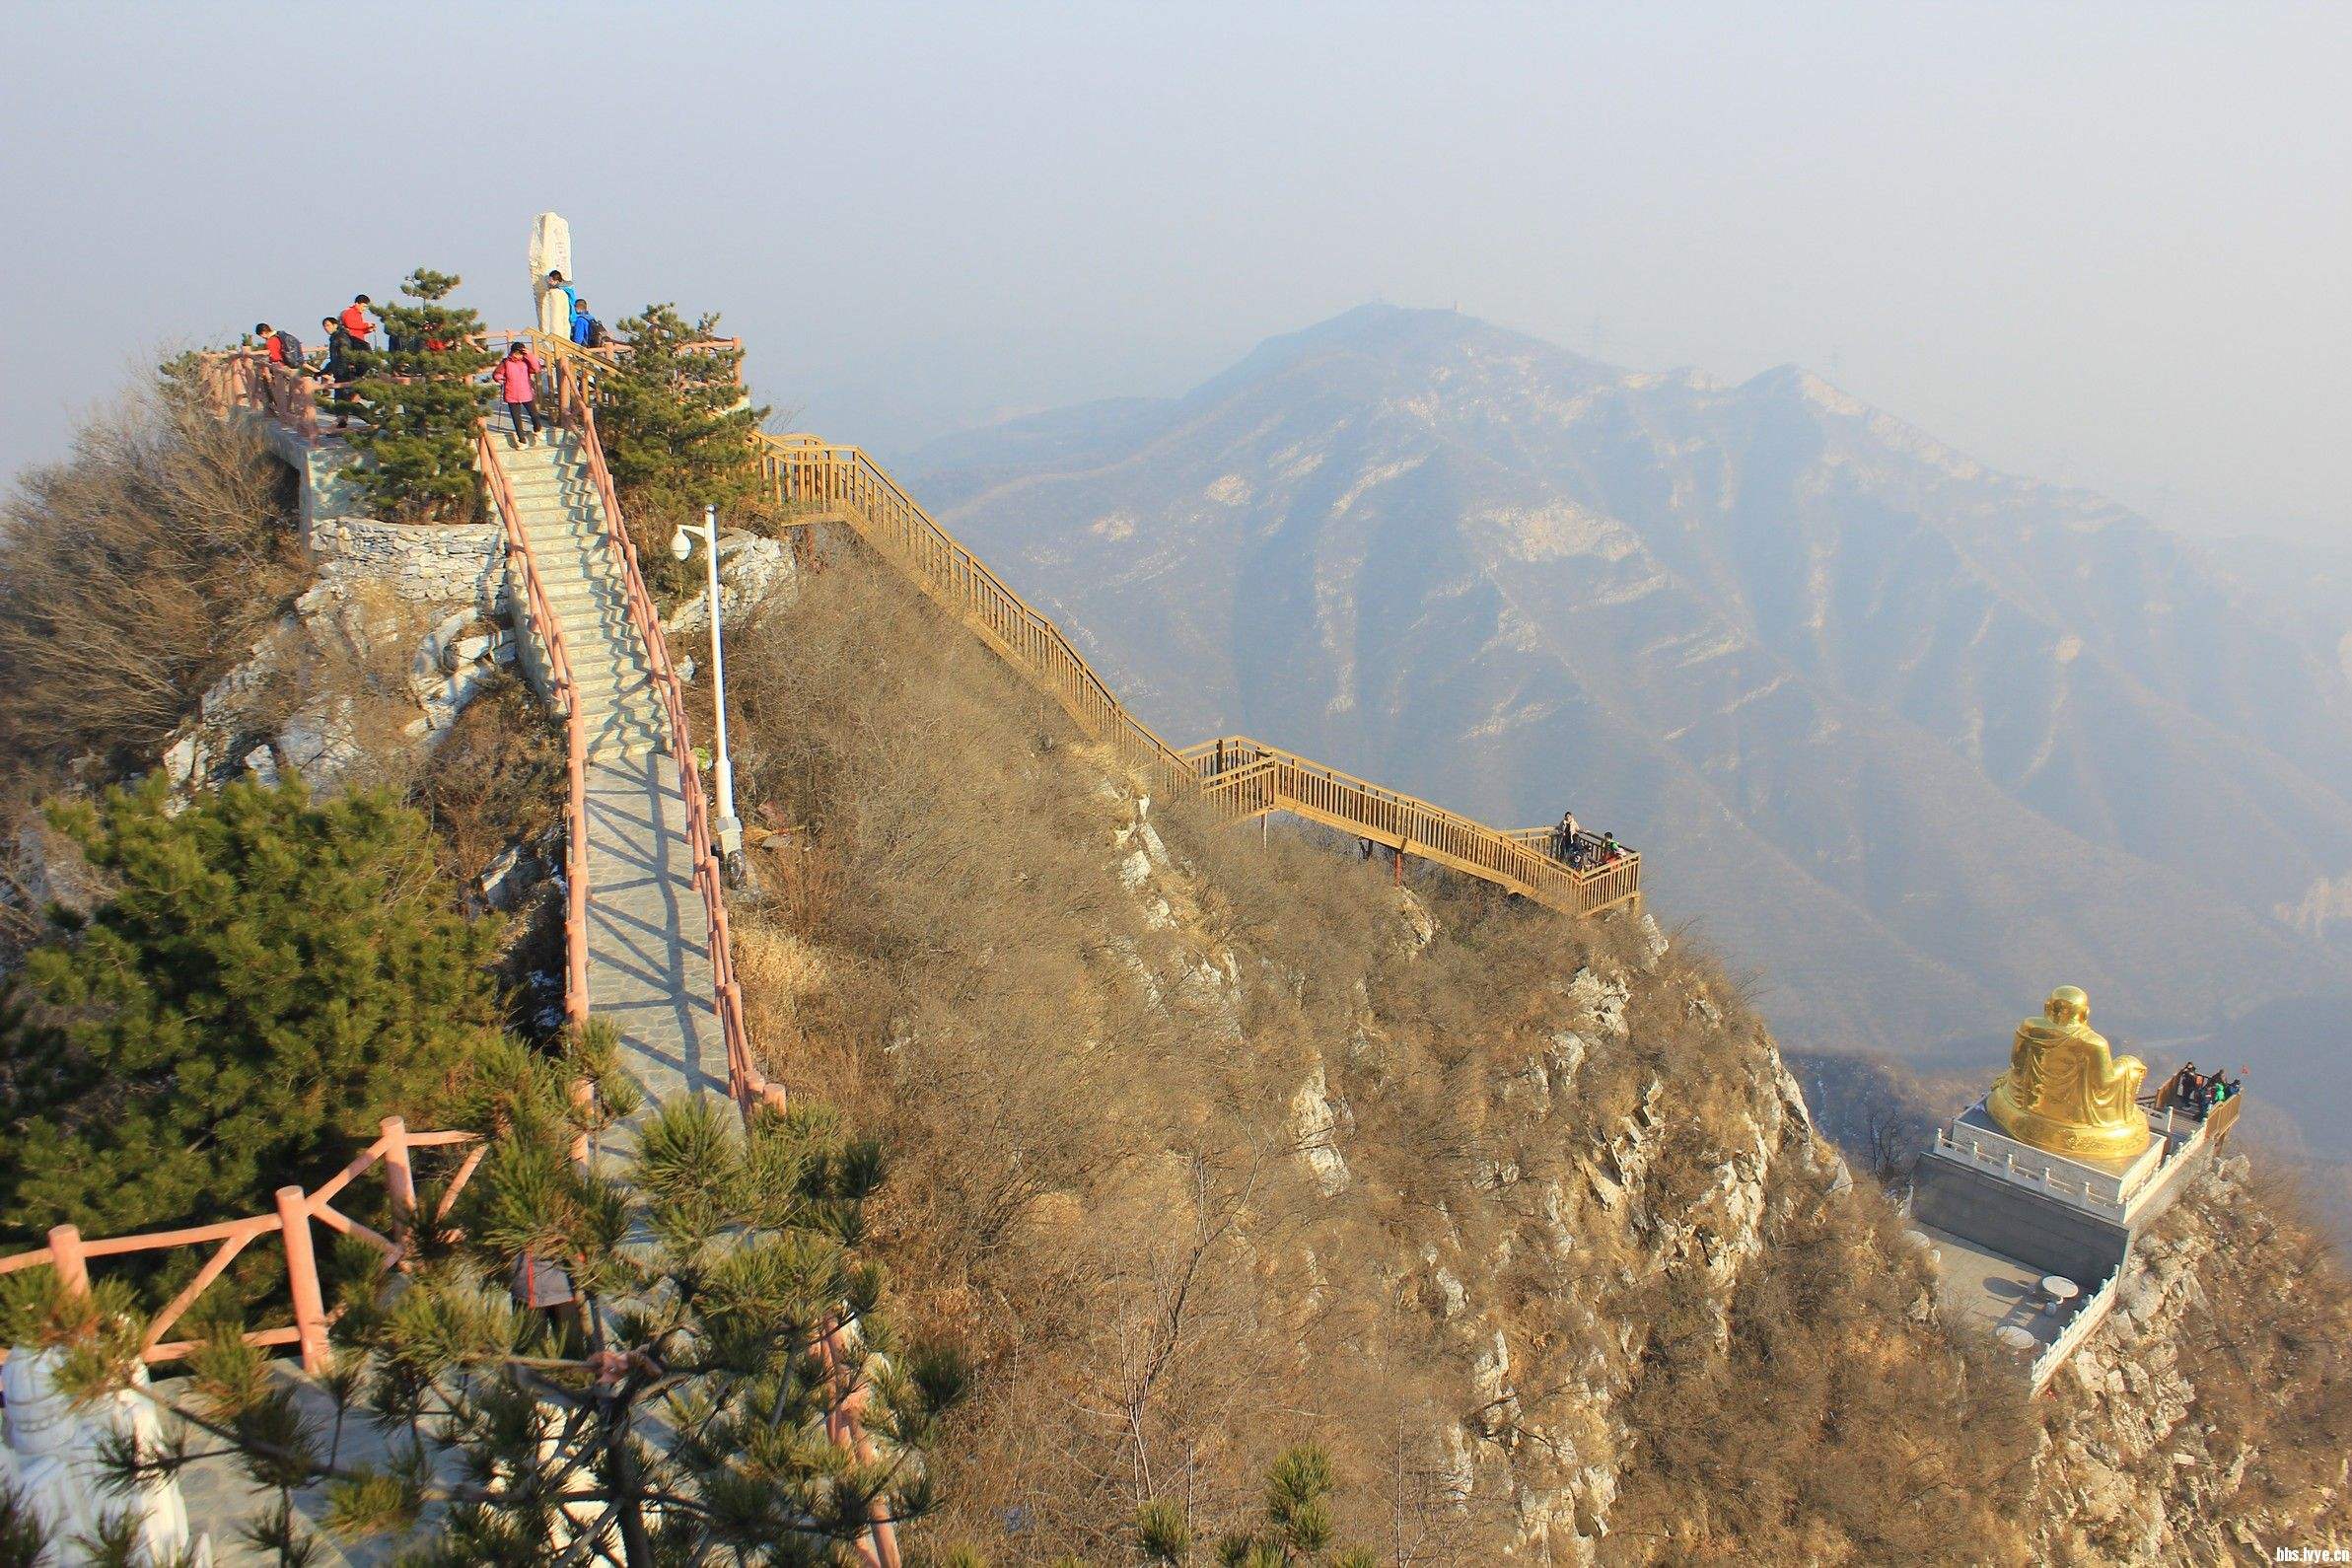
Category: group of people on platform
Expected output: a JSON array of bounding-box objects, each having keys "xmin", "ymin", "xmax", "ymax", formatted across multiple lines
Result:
[
  {"xmin": 1549, "ymin": 810, "xmax": 1624, "ymax": 872},
  {"xmin": 2172, "ymin": 1061, "xmax": 2245, "ymax": 1119},
  {"xmin": 244, "ymin": 271, "xmax": 608, "ymax": 444}
]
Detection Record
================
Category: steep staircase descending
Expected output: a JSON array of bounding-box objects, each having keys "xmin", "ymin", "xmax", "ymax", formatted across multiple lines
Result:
[{"xmin": 482, "ymin": 426, "xmax": 728, "ymax": 1117}]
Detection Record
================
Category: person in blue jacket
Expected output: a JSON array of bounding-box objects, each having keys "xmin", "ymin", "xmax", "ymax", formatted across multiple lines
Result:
[{"xmin": 571, "ymin": 298, "xmax": 597, "ymax": 346}]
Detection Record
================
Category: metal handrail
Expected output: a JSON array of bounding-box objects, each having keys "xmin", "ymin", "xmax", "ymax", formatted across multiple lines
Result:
[{"xmin": 478, "ymin": 420, "xmax": 592, "ymax": 1025}]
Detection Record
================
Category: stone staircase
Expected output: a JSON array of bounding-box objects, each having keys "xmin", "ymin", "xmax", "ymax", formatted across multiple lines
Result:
[
  {"xmin": 488, "ymin": 428, "xmax": 669, "ymax": 759},
  {"xmin": 484, "ymin": 422, "xmax": 725, "ymax": 1116}
]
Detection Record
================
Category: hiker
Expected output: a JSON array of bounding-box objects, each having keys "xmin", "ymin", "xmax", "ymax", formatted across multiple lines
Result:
[
  {"xmin": 494, "ymin": 340, "xmax": 543, "ymax": 446},
  {"xmin": 1552, "ymin": 810, "xmax": 1579, "ymax": 862},
  {"xmin": 571, "ymin": 297, "xmax": 596, "ymax": 347},
  {"xmin": 543, "ymin": 270, "xmax": 577, "ymax": 334},
  {"xmin": 340, "ymin": 294, "xmax": 376, "ymax": 349},
  {"xmin": 321, "ymin": 317, "xmax": 359, "ymax": 429},
  {"xmin": 252, "ymin": 321, "xmax": 301, "ymax": 368},
  {"xmin": 1600, "ymin": 831, "xmax": 1620, "ymax": 863}
]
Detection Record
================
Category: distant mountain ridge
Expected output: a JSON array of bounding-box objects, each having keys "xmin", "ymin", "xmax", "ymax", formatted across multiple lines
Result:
[{"xmin": 904, "ymin": 304, "xmax": 2352, "ymax": 1148}]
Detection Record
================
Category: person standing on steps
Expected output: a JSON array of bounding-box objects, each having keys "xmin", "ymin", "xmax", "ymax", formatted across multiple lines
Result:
[
  {"xmin": 494, "ymin": 339, "xmax": 543, "ymax": 447},
  {"xmin": 571, "ymin": 296, "xmax": 596, "ymax": 346}
]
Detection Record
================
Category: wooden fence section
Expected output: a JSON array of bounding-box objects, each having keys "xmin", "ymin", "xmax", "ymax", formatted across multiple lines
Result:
[
  {"xmin": 753, "ymin": 433, "xmax": 1642, "ymax": 917},
  {"xmin": 0, "ymin": 1120, "xmax": 483, "ymax": 1374}
]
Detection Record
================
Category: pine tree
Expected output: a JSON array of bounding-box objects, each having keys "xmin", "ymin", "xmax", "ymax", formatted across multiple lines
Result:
[
  {"xmin": 0, "ymin": 775, "xmax": 499, "ymax": 1248},
  {"xmin": 64, "ymin": 1038, "xmax": 963, "ymax": 1567},
  {"xmin": 595, "ymin": 304, "xmax": 772, "ymax": 583},
  {"xmin": 1136, "ymin": 1446, "xmax": 1377, "ymax": 1568},
  {"xmin": 337, "ymin": 268, "xmax": 496, "ymax": 523}
]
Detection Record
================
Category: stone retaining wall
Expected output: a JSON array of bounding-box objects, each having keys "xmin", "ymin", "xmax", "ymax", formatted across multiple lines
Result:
[{"xmin": 309, "ymin": 518, "xmax": 505, "ymax": 612}]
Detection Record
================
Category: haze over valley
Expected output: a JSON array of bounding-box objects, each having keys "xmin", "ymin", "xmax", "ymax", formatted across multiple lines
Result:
[{"xmin": 909, "ymin": 305, "xmax": 2352, "ymax": 1153}]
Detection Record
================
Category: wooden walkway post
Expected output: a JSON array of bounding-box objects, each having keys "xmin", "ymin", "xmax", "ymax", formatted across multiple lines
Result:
[
  {"xmin": 45, "ymin": 1225, "xmax": 89, "ymax": 1296},
  {"xmin": 275, "ymin": 1186, "xmax": 330, "ymax": 1374},
  {"xmin": 380, "ymin": 1116, "xmax": 416, "ymax": 1230}
]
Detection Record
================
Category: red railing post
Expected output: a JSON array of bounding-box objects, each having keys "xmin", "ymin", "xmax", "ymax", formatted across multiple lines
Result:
[
  {"xmin": 46, "ymin": 1225, "xmax": 89, "ymax": 1296},
  {"xmin": 380, "ymin": 1116, "xmax": 415, "ymax": 1230},
  {"xmin": 275, "ymin": 1186, "xmax": 330, "ymax": 1374}
]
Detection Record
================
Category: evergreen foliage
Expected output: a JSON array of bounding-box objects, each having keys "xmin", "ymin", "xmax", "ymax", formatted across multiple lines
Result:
[
  {"xmin": 336, "ymin": 269, "xmax": 495, "ymax": 523},
  {"xmin": 594, "ymin": 304, "xmax": 771, "ymax": 585},
  {"xmin": 0, "ymin": 775, "xmax": 498, "ymax": 1245},
  {"xmin": 1132, "ymin": 1446, "xmax": 1375, "ymax": 1567},
  {"xmin": 51, "ymin": 1036, "xmax": 962, "ymax": 1567}
]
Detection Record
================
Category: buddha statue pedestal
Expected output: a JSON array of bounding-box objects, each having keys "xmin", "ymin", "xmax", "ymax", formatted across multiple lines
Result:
[{"xmin": 1907, "ymin": 985, "xmax": 2242, "ymax": 1390}]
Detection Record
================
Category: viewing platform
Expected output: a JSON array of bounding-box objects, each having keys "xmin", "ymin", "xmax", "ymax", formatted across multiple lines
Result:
[{"xmin": 1907, "ymin": 988, "xmax": 2245, "ymax": 1393}]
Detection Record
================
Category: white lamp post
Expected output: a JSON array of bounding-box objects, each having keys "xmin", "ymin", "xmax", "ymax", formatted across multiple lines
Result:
[{"xmin": 670, "ymin": 504, "xmax": 745, "ymax": 884}]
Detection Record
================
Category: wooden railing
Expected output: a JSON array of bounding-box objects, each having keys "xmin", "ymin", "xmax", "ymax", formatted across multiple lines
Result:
[
  {"xmin": 195, "ymin": 349, "xmax": 321, "ymax": 441},
  {"xmin": 0, "ymin": 1119, "xmax": 483, "ymax": 1374},
  {"xmin": 478, "ymin": 419, "xmax": 592, "ymax": 1026},
  {"xmin": 755, "ymin": 434, "xmax": 1642, "ymax": 917}
]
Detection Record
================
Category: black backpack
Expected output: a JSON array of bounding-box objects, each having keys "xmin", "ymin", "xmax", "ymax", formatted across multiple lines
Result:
[
  {"xmin": 585, "ymin": 319, "xmax": 609, "ymax": 349},
  {"xmin": 274, "ymin": 329, "xmax": 303, "ymax": 364}
]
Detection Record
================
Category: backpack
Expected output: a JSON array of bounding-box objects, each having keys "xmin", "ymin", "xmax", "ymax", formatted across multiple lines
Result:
[
  {"xmin": 275, "ymin": 330, "xmax": 303, "ymax": 365},
  {"xmin": 585, "ymin": 319, "xmax": 609, "ymax": 349}
]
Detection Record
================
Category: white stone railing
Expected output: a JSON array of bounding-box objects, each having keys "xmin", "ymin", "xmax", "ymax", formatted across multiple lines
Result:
[
  {"xmin": 2031, "ymin": 1265, "xmax": 2123, "ymax": 1394},
  {"xmin": 1931, "ymin": 1128, "xmax": 2133, "ymax": 1219}
]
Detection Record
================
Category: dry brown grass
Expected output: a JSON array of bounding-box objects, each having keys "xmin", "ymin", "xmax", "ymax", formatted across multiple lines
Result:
[
  {"xmin": 716, "ymin": 548, "xmax": 2058, "ymax": 1564},
  {"xmin": 0, "ymin": 370, "xmax": 299, "ymax": 799}
]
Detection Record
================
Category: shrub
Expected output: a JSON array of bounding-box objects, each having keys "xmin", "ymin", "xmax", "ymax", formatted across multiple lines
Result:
[
  {"xmin": 0, "ymin": 364, "xmax": 298, "ymax": 795},
  {"xmin": 41, "ymin": 1043, "xmax": 962, "ymax": 1567},
  {"xmin": 0, "ymin": 775, "xmax": 500, "ymax": 1246}
]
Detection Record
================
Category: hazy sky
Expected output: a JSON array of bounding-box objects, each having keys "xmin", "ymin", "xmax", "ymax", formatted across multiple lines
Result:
[{"xmin": 4, "ymin": 2, "xmax": 2346, "ymax": 545}]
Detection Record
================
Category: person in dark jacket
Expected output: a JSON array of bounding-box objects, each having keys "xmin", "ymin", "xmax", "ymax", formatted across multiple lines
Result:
[{"xmin": 321, "ymin": 317, "xmax": 360, "ymax": 429}]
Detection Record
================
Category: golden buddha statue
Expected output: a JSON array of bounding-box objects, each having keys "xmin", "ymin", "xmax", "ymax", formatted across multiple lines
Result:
[{"xmin": 1987, "ymin": 986, "xmax": 2151, "ymax": 1161}]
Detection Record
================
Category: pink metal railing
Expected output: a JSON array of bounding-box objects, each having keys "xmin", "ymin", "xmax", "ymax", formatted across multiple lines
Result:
[
  {"xmin": 0, "ymin": 1119, "xmax": 483, "ymax": 1373},
  {"xmin": 478, "ymin": 420, "xmax": 593, "ymax": 1026}
]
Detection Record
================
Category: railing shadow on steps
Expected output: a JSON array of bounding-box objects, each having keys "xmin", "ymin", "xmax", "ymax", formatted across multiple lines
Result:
[
  {"xmin": 478, "ymin": 419, "xmax": 592, "ymax": 1030},
  {"xmin": 526, "ymin": 345, "xmax": 900, "ymax": 1568},
  {"xmin": 750, "ymin": 433, "xmax": 1642, "ymax": 919}
]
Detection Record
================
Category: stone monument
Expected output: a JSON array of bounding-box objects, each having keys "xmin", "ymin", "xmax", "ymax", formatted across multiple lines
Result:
[{"xmin": 531, "ymin": 212, "xmax": 574, "ymax": 339}]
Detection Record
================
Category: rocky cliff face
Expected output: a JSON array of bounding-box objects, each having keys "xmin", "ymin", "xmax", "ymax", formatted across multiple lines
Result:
[
  {"xmin": 2035, "ymin": 1157, "xmax": 2352, "ymax": 1563},
  {"xmin": 719, "ymin": 556, "xmax": 2352, "ymax": 1562},
  {"xmin": 904, "ymin": 304, "xmax": 2352, "ymax": 1157}
]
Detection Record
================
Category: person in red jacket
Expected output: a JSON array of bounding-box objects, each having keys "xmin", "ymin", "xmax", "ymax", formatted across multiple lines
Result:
[
  {"xmin": 494, "ymin": 340, "xmax": 543, "ymax": 447},
  {"xmin": 339, "ymin": 295, "xmax": 376, "ymax": 348},
  {"xmin": 252, "ymin": 321, "xmax": 300, "ymax": 366}
]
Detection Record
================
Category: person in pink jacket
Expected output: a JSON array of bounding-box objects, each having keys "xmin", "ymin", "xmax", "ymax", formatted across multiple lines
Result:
[{"xmin": 494, "ymin": 341, "xmax": 542, "ymax": 447}]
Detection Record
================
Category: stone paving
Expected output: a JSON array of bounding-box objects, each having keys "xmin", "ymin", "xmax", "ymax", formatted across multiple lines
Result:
[{"xmin": 483, "ymin": 429, "xmax": 731, "ymax": 1133}]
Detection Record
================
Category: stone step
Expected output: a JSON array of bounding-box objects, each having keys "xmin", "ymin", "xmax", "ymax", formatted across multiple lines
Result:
[{"xmin": 535, "ymin": 557, "xmax": 623, "ymax": 589}]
